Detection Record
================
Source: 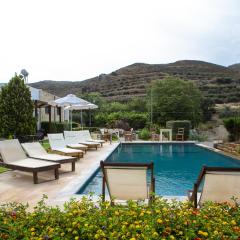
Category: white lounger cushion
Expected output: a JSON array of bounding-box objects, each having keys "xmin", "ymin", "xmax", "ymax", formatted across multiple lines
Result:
[
  {"xmin": 48, "ymin": 133, "xmax": 67, "ymax": 150},
  {"xmin": 21, "ymin": 142, "xmax": 75, "ymax": 161},
  {"xmin": 11, "ymin": 158, "xmax": 59, "ymax": 168},
  {"xmin": 48, "ymin": 134, "xmax": 84, "ymax": 153},
  {"xmin": 64, "ymin": 131, "xmax": 100, "ymax": 146},
  {"xmin": 54, "ymin": 147, "xmax": 83, "ymax": 154},
  {"xmin": 67, "ymin": 143, "xmax": 87, "ymax": 149},
  {"xmin": 0, "ymin": 139, "xmax": 27, "ymax": 163},
  {"xmin": 81, "ymin": 130, "xmax": 105, "ymax": 143}
]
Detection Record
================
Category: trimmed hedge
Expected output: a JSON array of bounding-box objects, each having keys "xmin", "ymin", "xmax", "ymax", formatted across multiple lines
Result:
[
  {"xmin": 41, "ymin": 121, "xmax": 79, "ymax": 134},
  {"xmin": 0, "ymin": 197, "xmax": 240, "ymax": 239},
  {"xmin": 166, "ymin": 120, "xmax": 191, "ymax": 140},
  {"xmin": 223, "ymin": 117, "xmax": 240, "ymax": 141}
]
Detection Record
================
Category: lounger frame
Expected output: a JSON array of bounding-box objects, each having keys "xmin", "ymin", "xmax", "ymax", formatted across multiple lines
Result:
[
  {"xmin": 100, "ymin": 161, "xmax": 155, "ymax": 204},
  {"xmin": 190, "ymin": 166, "xmax": 240, "ymax": 208},
  {"xmin": 0, "ymin": 160, "xmax": 60, "ymax": 184}
]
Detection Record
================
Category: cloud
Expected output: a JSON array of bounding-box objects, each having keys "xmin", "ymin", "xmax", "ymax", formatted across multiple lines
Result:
[{"xmin": 0, "ymin": 0, "xmax": 239, "ymax": 82}]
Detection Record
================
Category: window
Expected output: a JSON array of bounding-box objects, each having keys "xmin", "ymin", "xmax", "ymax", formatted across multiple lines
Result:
[{"xmin": 45, "ymin": 106, "xmax": 50, "ymax": 114}]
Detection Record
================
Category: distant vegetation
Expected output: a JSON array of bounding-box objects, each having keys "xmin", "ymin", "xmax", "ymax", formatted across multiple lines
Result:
[
  {"xmin": 30, "ymin": 60, "xmax": 240, "ymax": 104},
  {"xmin": 73, "ymin": 77, "xmax": 214, "ymax": 131}
]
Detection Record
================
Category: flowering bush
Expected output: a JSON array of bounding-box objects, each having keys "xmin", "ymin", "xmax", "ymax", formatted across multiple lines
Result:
[{"xmin": 0, "ymin": 196, "xmax": 240, "ymax": 239}]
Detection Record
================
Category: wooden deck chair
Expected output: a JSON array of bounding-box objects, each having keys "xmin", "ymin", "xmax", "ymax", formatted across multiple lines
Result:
[
  {"xmin": 100, "ymin": 161, "xmax": 155, "ymax": 204},
  {"xmin": 0, "ymin": 139, "xmax": 60, "ymax": 184},
  {"xmin": 48, "ymin": 133, "xmax": 84, "ymax": 158},
  {"xmin": 81, "ymin": 130, "xmax": 105, "ymax": 146},
  {"xmin": 189, "ymin": 166, "xmax": 240, "ymax": 208},
  {"xmin": 176, "ymin": 128, "xmax": 184, "ymax": 141},
  {"xmin": 21, "ymin": 142, "xmax": 77, "ymax": 172},
  {"xmin": 64, "ymin": 131, "xmax": 100, "ymax": 150}
]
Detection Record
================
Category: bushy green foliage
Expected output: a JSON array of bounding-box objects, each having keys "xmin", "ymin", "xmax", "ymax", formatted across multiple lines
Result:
[
  {"xmin": 0, "ymin": 75, "xmax": 35, "ymax": 137},
  {"xmin": 138, "ymin": 128, "xmax": 151, "ymax": 140},
  {"xmin": 1, "ymin": 197, "xmax": 240, "ymax": 239},
  {"xmin": 147, "ymin": 77, "xmax": 202, "ymax": 126},
  {"xmin": 223, "ymin": 117, "xmax": 240, "ymax": 141},
  {"xmin": 94, "ymin": 112, "xmax": 148, "ymax": 129},
  {"xmin": 166, "ymin": 120, "xmax": 191, "ymax": 140}
]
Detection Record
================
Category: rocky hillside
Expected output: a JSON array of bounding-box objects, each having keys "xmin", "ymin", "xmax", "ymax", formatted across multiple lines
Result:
[{"xmin": 30, "ymin": 60, "xmax": 240, "ymax": 103}]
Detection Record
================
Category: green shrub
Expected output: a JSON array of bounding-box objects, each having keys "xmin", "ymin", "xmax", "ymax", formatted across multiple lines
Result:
[
  {"xmin": 41, "ymin": 121, "xmax": 79, "ymax": 134},
  {"xmin": 138, "ymin": 128, "xmax": 150, "ymax": 140},
  {"xmin": 166, "ymin": 120, "xmax": 191, "ymax": 140},
  {"xmin": 223, "ymin": 117, "xmax": 240, "ymax": 141},
  {"xmin": 0, "ymin": 196, "xmax": 240, "ymax": 239}
]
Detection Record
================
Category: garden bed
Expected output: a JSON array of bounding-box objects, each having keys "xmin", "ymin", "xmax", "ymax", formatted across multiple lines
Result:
[{"xmin": 0, "ymin": 196, "xmax": 239, "ymax": 239}]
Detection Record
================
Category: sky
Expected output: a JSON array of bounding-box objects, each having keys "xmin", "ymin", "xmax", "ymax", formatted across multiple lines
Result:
[{"xmin": 0, "ymin": 0, "xmax": 240, "ymax": 83}]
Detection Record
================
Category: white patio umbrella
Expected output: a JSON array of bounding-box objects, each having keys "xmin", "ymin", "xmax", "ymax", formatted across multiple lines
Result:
[
  {"xmin": 50, "ymin": 94, "xmax": 98, "ymax": 130},
  {"xmin": 65, "ymin": 103, "xmax": 98, "ymax": 129}
]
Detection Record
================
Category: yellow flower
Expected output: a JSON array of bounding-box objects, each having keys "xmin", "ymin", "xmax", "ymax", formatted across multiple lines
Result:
[
  {"xmin": 115, "ymin": 211, "xmax": 119, "ymax": 216},
  {"xmin": 30, "ymin": 228, "xmax": 35, "ymax": 232},
  {"xmin": 157, "ymin": 218, "xmax": 163, "ymax": 224},
  {"xmin": 198, "ymin": 230, "xmax": 208, "ymax": 237},
  {"xmin": 130, "ymin": 238, "xmax": 136, "ymax": 240},
  {"xmin": 231, "ymin": 220, "xmax": 236, "ymax": 225},
  {"xmin": 75, "ymin": 237, "xmax": 79, "ymax": 240}
]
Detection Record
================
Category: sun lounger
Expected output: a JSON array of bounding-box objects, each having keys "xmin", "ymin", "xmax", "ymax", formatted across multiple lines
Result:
[
  {"xmin": 64, "ymin": 131, "xmax": 100, "ymax": 150},
  {"xmin": 188, "ymin": 166, "xmax": 240, "ymax": 208},
  {"xmin": 0, "ymin": 139, "xmax": 60, "ymax": 184},
  {"xmin": 21, "ymin": 142, "xmax": 77, "ymax": 172},
  {"xmin": 100, "ymin": 161, "xmax": 155, "ymax": 204},
  {"xmin": 80, "ymin": 130, "xmax": 105, "ymax": 146},
  {"xmin": 48, "ymin": 134, "xmax": 84, "ymax": 158}
]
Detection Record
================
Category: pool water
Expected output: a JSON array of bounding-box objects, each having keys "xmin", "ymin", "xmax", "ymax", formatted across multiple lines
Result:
[{"xmin": 78, "ymin": 143, "xmax": 240, "ymax": 196}]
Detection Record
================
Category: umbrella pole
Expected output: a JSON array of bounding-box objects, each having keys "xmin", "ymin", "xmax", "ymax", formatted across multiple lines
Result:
[
  {"xmin": 81, "ymin": 110, "xmax": 83, "ymax": 130},
  {"xmin": 71, "ymin": 110, "xmax": 72, "ymax": 131}
]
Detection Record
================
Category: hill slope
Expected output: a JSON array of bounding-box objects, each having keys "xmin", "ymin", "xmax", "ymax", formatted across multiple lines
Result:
[{"xmin": 30, "ymin": 60, "xmax": 240, "ymax": 103}]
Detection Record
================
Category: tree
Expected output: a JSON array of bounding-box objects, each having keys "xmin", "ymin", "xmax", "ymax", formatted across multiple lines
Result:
[
  {"xmin": 147, "ymin": 76, "xmax": 202, "ymax": 126},
  {"xmin": 0, "ymin": 74, "xmax": 36, "ymax": 138}
]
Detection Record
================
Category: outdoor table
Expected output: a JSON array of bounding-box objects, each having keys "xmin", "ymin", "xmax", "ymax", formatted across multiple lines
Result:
[{"xmin": 160, "ymin": 129, "xmax": 172, "ymax": 141}]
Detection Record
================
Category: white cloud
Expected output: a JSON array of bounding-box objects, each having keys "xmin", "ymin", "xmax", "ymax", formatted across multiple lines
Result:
[{"xmin": 0, "ymin": 0, "xmax": 239, "ymax": 82}]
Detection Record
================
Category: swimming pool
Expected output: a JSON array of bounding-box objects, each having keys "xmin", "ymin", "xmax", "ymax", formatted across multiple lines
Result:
[{"xmin": 77, "ymin": 143, "xmax": 240, "ymax": 196}]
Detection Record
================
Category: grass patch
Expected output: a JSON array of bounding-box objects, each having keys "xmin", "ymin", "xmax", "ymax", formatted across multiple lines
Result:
[
  {"xmin": 40, "ymin": 139, "xmax": 50, "ymax": 151},
  {"xmin": 0, "ymin": 166, "xmax": 8, "ymax": 173}
]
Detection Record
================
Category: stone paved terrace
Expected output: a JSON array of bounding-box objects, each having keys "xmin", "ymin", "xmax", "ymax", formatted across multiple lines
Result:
[{"xmin": 0, "ymin": 142, "xmax": 119, "ymax": 209}]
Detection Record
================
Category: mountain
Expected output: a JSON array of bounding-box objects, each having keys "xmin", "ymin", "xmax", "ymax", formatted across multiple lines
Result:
[
  {"xmin": 30, "ymin": 60, "xmax": 240, "ymax": 103},
  {"xmin": 228, "ymin": 63, "xmax": 240, "ymax": 73}
]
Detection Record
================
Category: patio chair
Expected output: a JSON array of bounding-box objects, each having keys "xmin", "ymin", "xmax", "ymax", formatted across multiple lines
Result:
[
  {"xmin": 188, "ymin": 166, "xmax": 240, "ymax": 208},
  {"xmin": 64, "ymin": 131, "xmax": 100, "ymax": 150},
  {"xmin": 21, "ymin": 142, "xmax": 77, "ymax": 172},
  {"xmin": 176, "ymin": 128, "xmax": 184, "ymax": 141},
  {"xmin": 0, "ymin": 139, "xmax": 60, "ymax": 184},
  {"xmin": 79, "ymin": 130, "xmax": 105, "ymax": 146},
  {"xmin": 48, "ymin": 134, "xmax": 84, "ymax": 158},
  {"xmin": 100, "ymin": 129, "xmax": 111, "ymax": 142},
  {"xmin": 100, "ymin": 161, "xmax": 155, "ymax": 204}
]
